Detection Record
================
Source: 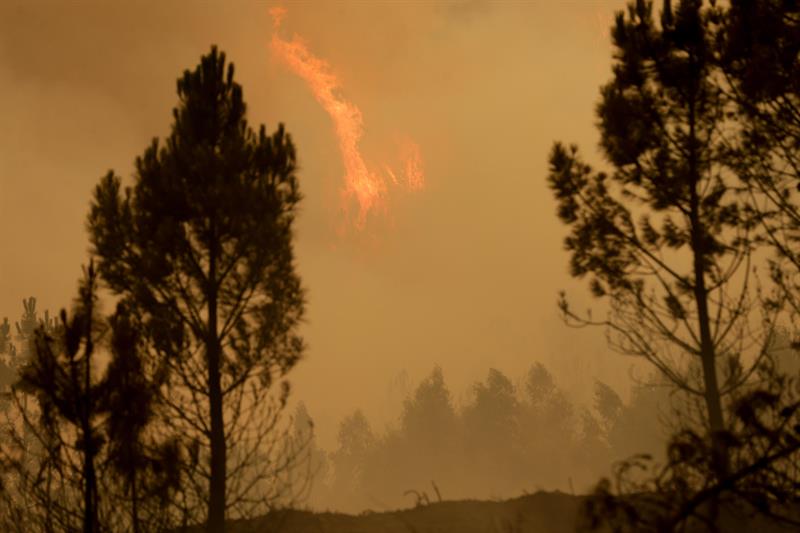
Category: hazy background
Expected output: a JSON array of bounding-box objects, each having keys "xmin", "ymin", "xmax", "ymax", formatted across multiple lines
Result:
[{"xmin": 0, "ymin": 0, "xmax": 643, "ymax": 455}]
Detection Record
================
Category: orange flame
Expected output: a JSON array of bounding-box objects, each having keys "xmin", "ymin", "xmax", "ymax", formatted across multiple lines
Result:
[
  {"xmin": 401, "ymin": 140, "xmax": 425, "ymax": 191},
  {"xmin": 270, "ymin": 6, "xmax": 286, "ymax": 30},
  {"xmin": 269, "ymin": 7, "xmax": 424, "ymax": 229}
]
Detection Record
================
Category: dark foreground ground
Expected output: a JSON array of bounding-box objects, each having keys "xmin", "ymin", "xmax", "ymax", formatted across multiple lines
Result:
[
  {"xmin": 184, "ymin": 491, "xmax": 799, "ymax": 533},
  {"xmin": 227, "ymin": 492, "xmax": 580, "ymax": 533}
]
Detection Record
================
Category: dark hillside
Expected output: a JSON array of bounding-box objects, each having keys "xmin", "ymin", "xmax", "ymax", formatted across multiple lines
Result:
[
  {"xmin": 222, "ymin": 491, "xmax": 581, "ymax": 533},
  {"xmin": 177, "ymin": 491, "xmax": 800, "ymax": 533}
]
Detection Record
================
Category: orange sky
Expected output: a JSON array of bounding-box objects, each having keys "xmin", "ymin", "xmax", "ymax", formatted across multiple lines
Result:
[{"xmin": 0, "ymin": 0, "xmax": 641, "ymax": 447}]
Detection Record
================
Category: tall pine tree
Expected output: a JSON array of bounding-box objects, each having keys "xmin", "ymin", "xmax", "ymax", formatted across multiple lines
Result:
[
  {"xmin": 547, "ymin": 0, "xmax": 772, "ymax": 480},
  {"xmin": 88, "ymin": 46, "xmax": 305, "ymax": 531}
]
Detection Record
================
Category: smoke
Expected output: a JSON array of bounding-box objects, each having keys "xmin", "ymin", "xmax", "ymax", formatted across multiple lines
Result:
[
  {"xmin": 0, "ymin": 0, "xmax": 630, "ymax": 469},
  {"xmin": 303, "ymin": 363, "xmax": 671, "ymax": 513}
]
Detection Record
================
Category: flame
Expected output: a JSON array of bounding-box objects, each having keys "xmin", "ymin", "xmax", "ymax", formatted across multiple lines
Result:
[
  {"xmin": 401, "ymin": 140, "xmax": 425, "ymax": 191},
  {"xmin": 270, "ymin": 6, "xmax": 286, "ymax": 30},
  {"xmin": 385, "ymin": 165, "xmax": 399, "ymax": 185},
  {"xmin": 269, "ymin": 7, "xmax": 424, "ymax": 230}
]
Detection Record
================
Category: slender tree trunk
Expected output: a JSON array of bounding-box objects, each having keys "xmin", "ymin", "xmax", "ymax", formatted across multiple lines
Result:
[
  {"xmin": 207, "ymin": 230, "xmax": 226, "ymax": 533},
  {"xmin": 688, "ymin": 90, "xmax": 727, "ymax": 533},
  {"xmin": 82, "ymin": 441, "xmax": 97, "ymax": 533},
  {"xmin": 131, "ymin": 471, "xmax": 139, "ymax": 533},
  {"xmin": 82, "ymin": 278, "xmax": 98, "ymax": 533},
  {"xmin": 687, "ymin": 96, "xmax": 728, "ymax": 476},
  {"xmin": 45, "ymin": 458, "xmax": 53, "ymax": 533},
  {"xmin": 692, "ymin": 224, "xmax": 728, "ymax": 471}
]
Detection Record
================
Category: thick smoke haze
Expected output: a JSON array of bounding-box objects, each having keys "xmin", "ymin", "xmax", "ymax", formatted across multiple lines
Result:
[
  {"xmin": 0, "ymin": 0, "xmax": 643, "ymax": 463},
  {"xmin": 298, "ymin": 363, "xmax": 673, "ymax": 512}
]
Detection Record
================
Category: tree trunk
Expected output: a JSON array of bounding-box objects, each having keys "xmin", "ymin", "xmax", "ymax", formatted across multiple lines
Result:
[
  {"xmin": 45, "ymin": 456, "xmax": 53, "ymax": 533},
  {"xmin": 131, "ymin": 470, "xmax": 139, "ymax": 533},
  {"xmin": 83, "ymin": 452, "xmax": 97, "ymax": 533},
  {"xmin": 688, "ymin": 97, "xmax": 728, "ymax": 477},
  {"xmin": 688, "ymin": 91, "xmax": 727, "ymax": 533},
  {"xmin": 82, "ymin": 274, "xmax": 98, "ymax": 533},
  {"xmin": 692, "ymin": 232, "xmax": 728, "ymax": 472},
  {"xmin": 207, "ymin": 231, "xmax": 226, "ymax": 533}
]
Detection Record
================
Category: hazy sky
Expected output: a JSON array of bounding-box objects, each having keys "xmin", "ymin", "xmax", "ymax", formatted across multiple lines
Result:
[{"xmin": 0, "ymin": 0, "xmax": 642, "ymax": 447}]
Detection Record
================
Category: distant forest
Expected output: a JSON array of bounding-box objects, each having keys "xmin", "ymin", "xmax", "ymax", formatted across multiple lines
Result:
[
  {"xmin": 4, "ymin": 294, "xmax": 800, "ymax": 521},
  {"xmin": 302, "ymin": 363, "xmax": 696, "ymax": 512},
  {"xmin": 5, "ymin": 298, "xmax": 674, "ymax": 511}
]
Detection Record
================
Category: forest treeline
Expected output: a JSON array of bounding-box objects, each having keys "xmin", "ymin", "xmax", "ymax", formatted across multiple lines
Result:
[
  {"xmin": 2, "ymin": 297, "xmax": 669, "ymax": 516},
  {"xmin": 302, "ymin": 364, "xmax": 669, "ymax": 512},
  {"xmin": 299, "ymin": 334, "xmax": 800, "ymax": 514}
]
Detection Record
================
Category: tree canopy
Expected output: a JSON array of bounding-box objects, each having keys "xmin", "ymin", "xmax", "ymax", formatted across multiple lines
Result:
[{"xmin": 87, "ymin": 46, "xmax": 306, "ymax": 532}]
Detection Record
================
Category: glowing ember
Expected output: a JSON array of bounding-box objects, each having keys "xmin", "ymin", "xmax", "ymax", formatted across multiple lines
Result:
[
  {"xmin": 269, "ymin": 7, "xmax": 424, "ymax": 229},
  {"xmin": 385, "ymin": 166, "xmax": 399, "ymax": 185}
]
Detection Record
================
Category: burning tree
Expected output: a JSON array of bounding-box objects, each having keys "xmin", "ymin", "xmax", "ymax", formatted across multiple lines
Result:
[{"xmin": 88, "ymin": 46, "xmax": 308, "ymax": 531}]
